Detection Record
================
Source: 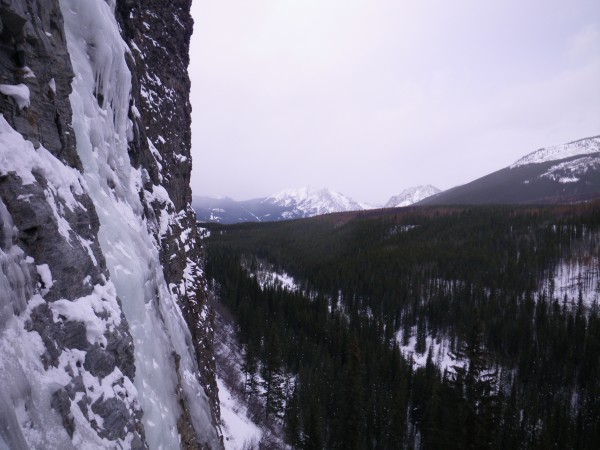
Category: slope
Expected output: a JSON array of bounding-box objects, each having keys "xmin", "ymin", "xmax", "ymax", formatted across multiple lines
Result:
[{"xmin": 422, "ymin": 136, "xmax": 600, "ymax": 205}]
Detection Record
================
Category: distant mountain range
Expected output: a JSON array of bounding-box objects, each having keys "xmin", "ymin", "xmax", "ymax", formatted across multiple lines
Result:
[
  {"xmin": 421, "ymin": 135, "xmax": 600, "ymax": 205},
  {"xmin": 194, "ymin": 135, "xmax": 600, "ymax": 223},
  {"xmin": 193, "ymin": 185, "xmax": 444, "ymax": 224},
  {"xmin": 193, "ymin": 187, "xmax": 374, "ymax": 224}
]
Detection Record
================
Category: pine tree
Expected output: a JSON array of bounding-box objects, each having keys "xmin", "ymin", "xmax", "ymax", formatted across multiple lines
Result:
[
  {"xmin": 449, "ymin": 316, "xmax": 499, "ymax": 450},
  {"xmin": 261, "ymin": 332, "xmax": 285, "ymax": 420},
  {"xmin": 339, "ymin": 338, "xmax": 364, "ymax": 450},
  {"xmin": 241, "ymin": 339, "xmax": 259, "ymax": 398},
  {"xmin": 303, "ymin": 398, "xmax": 323, "ymax": 450},
  {"xmin": 285, "ymin": 384, "xmax": 302, "ymax": 448}
]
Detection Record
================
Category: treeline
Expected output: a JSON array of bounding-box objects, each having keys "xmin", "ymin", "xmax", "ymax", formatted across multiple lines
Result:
[{"xmin": 205, "ymin": 204, "xmax": 600, "ymax": 449}]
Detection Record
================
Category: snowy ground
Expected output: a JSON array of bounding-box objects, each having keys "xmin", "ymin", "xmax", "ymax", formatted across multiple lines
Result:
[
  {"xmin": 217, "ymin": 378, "xmax": 262, "ymax": 450},
  {"xmin": 253, "ymin": 269, "xmax": 298, "ymax": 291},
  {"xmin": 397, "ymin": 330, "xmax": 456, "ymax": 373},
  {"xmin": 241, "ymin": 257, "xmax": 299, "ymax": 292},
  {"xmin": 543, "ymin": 257, "xmax": 600, "ymax": 308}
]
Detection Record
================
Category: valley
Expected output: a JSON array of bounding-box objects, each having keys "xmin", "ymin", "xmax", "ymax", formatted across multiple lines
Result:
[{"xmin": 204, "ymin": 203, "xmax": 600, "ymax": 449}]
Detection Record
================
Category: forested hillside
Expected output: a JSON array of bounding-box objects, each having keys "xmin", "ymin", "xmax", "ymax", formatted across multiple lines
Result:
[{"xmin": 205, "ymin": 203, "xmax": 600, "ymax": 449}]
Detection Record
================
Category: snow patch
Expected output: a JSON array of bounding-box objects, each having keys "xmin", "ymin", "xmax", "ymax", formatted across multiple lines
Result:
[
  {"xmin": 21, "ymin": 67, "xmax": 36, "ymax": 79},
  {"xmin": 397, "ymin": 330, "xmax": 456, "ymax": 373},
  {"xmin": 0, "ymin": 84, "xmax": 30, "ymax": 109},
  {"xmin": 35, "ymin": 264, "xmax": 53, "ymax": 296},
  {"xmin": 48, "ymin": 78, "xmax": 56, "ymax": 94},
  {"xmin": 217, "ymin": 378, "xmax": 263, "ymax": 450}
]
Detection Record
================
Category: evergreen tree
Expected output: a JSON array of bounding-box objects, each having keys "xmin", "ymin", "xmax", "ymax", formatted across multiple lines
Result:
[
  {"xmin": 261, "ymin": 332, "xmax": 285, "ymax": 420},
  {"xmin": 450, "ymin": 316, "xmax": 499, "ymax": 450},
  {"xmin": 241, "ymin": 339, "xmax": 259, "ymax": 398},
  {"xmin": 285, "ymin": 384, "xmax": 302, "ymax": 448}
]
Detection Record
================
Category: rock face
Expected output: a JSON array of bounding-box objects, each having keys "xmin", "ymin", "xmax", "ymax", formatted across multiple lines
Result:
[{"xmin": 0, "ymin": 0, "xmax": 221, "ymax": 448}]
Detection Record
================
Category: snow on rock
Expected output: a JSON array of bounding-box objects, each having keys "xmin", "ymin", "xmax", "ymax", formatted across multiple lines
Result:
[
  {"xmin": 385, "ymin": 185, "xmax": 441, "ymax": 208},
  {"xmin": 60, "ymin": 0, "xmax": 218, "ymax": 447},
  {"xmin": 0, "ymin": 115, "xmax": 85, "ymax": 205},
  {"xmin": 538, "ymin": 155, "xmax": 600, "ymax": 183},
  {"xmin": 0, "ymin": 114, "xmax": 88, "ymax": 245},
  {"xmin": 0, "ymin": 84, "xmax": 31, "ymax": 109},
  {"xmin": 511, "ymin": 135, "xmax": 600, "ymax": 168},
  {"xmin": 35, "ymin": 264, "xmax": 53, "ymax": 295},
  {"xmin": 266, "ymin": 186, "xmax": 364, "ymax": 218}
]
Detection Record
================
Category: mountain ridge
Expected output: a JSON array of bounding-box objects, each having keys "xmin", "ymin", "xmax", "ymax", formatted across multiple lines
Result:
[
  {"xmin": 193, "ymin": 185, "xmax": 443, "ymax": 224},
  {"xmin": 421, "ymin": 135, "xmax": 600, "ymax": 206},
  {"xmin": 385, "ymin": 185, "xmax": 441, "ymax": 208}
]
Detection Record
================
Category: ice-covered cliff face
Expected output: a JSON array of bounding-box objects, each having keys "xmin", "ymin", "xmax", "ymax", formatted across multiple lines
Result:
[{"xmin": 0, "ymin": 0, "xmax": 221, "ymax": 448}]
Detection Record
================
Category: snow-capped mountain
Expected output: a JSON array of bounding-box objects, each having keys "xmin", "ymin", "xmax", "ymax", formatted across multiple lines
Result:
[
  {"xmin": 266, "ymin": 187, "xmax": 367, "ymax": 219},
  {"xmin": 422, "ymin": 135, "xmax": 600, "ymax": 205},
  {"xmin": 511, "ymin": 136, "xmax": 600, "ymax": 185},
  {"xmin": 511, "ymin": 136, "xmax": 600, "ymax": 168},
  {"xmin": 385, "ymin": 185, "xmax": 441, "ymax": 208},
  {"xmin": 193, "ymin": 187, "xmax": 369, "ymax": 224}
]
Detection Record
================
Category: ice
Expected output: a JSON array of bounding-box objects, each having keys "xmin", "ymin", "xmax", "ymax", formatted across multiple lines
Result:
[
  {"xmin": 60, "ymin": 0, "xmax": 219, "ymax": 447},
  {"xmin": 0, "ymin": 84, "xmax": 30, "ymax": 109},
  {"xmin": 0, "ymin": 199, "xmax": 31, "ymax": 328}
]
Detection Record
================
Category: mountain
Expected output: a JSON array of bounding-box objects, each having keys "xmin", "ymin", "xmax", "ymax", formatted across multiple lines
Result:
[
  {"xmin": 385, "ymin": 185, "xmax": 441, "ymax": 207},
  {"xmin": 193, "ymin": 187, "xmax": 368, "ymax": 224},
  {"xmin": 421, "ymin": 136, "xmax": 600, "ymax": 205},
  {"xmin": 0, "ymin": 1, "xmax": 220, "ymax": 448},
  {"xmin": 266, "ymin": 187, "xmax": 368, "ymax": 219}
]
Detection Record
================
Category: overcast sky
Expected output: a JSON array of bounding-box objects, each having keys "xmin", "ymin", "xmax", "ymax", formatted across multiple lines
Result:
[{"xmin": 189, "ymin": 0, "xmax": 600, "ymax": 205}]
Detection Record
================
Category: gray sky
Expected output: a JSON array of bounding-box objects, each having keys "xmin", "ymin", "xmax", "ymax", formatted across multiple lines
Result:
[{"xmin": 189, "ymin": 0, "xmax": 600, "ymax": 205}]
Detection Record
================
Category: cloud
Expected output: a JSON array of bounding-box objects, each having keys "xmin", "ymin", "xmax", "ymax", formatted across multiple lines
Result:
[
  {"xmin": 189, "ymin": 0, "xmax": 600, "ymax": 204},
  {"xmin": 568, "ymin": 24, "xmax": 600, "ymax": 62}
]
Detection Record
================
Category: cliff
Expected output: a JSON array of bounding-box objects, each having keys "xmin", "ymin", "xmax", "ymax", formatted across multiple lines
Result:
[{"xmin": 0, "ymin": 0, "xmax": 221, "ymax": 448}]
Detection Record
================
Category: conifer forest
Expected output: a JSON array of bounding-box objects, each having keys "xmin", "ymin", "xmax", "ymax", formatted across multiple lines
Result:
[{"xmin": 205, "ymin": 203, "xmax": 600, "ymax": 449}]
